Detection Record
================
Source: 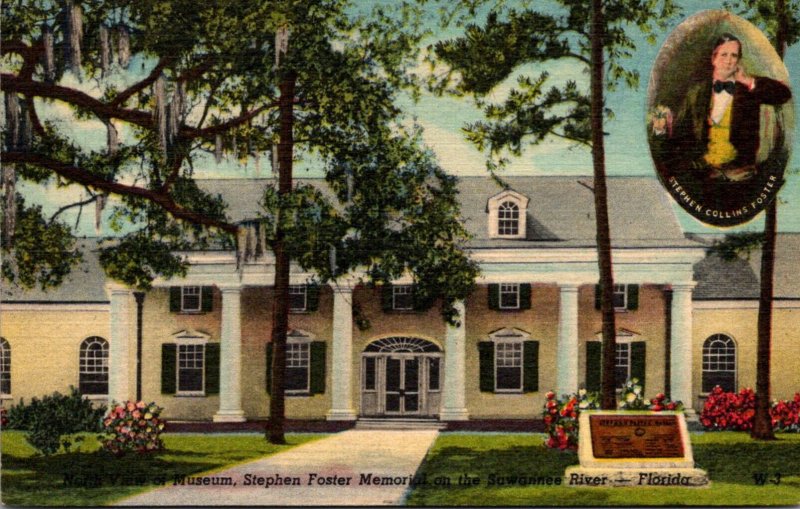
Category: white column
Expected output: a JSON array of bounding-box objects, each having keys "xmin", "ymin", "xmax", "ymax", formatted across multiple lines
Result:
[
  {"xmin": 327, "ymin": 284, "xmax": 357, "ymax": 420},
  {"xmin": 670, "ymin": 283, "xmax": 696, "ymax": 414},
  {"xmin": 214, "ymin": 285, "xmax": 245, "ymax": 422},
  {"xmin": 108, "ymin": 285, "xmax": 133, "ymax": 404},
  {"xmin": 441, "ymin": 300, "xmax": 469, "ymax": 420},
  {"xmin": 556, "ymin": 284, "xmax": 580, "ymax": 397}
]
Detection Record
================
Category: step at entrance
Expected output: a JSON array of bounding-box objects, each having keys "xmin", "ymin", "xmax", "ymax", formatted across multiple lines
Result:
[{"xmin": 355, "ymin": 418, "xmax": 447, "ymax": 430}]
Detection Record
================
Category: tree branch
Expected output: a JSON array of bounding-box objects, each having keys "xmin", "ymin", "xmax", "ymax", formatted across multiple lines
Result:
[
  {"xmin": 50, "ymin": 194, "xmax": 98, "ymax": 223},
  {"xmin": 4, "ymin": 151, "xmax": 237, "ymax": 233}
]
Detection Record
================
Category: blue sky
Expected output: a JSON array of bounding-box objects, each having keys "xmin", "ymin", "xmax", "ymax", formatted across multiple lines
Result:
[{"xmin": 23, "ymin": 0, "xmax": 800, "ymax": 235}]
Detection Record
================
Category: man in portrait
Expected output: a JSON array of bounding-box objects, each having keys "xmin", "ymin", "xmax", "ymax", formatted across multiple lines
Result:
[{"xmin": 651, "ymin": 33, "xmax": 791, "ymax": 186}]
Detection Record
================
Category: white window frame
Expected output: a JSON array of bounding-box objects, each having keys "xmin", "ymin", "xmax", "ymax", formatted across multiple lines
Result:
[
  {"xmin": 0, "ymin": 338, "xmax": 10, "ymax": 398},
  {"xmin": 181, "ymin": 285, "xmax": 202, "ymax": 312},
  {"xmin": 289, "ymin": 285, "xmax": 308, "ymax": 312},
  {"xmin": 487, "ymin": 190, "xmax": 529, "ymax": 239},
  {"xmin": 392, "ymin": 285, "xmax": 414, "ymax": 311},
  {"xmin": 79, "ymin": 336, "xmax": 109, "ymax": 396},
  {"xmin": 702, "ymin": 334, "xmax": 737, "ymax": 393},
  {"xmin": 498, "ymin": 201, "xmax": 520, "ymax": 236},
  {"xmin": 285, "ymin": 340, "xmax": 311, "ymax": 394},
  {"xmin": 614, "ymin": 341, "xmax": 631, "ymax": 387},
  {"xmin": 499, "ymin": 283, "xmax": 521, "ymax": 310},
  {"xmin": 494, "ymin": 340, "xmax": 524, "ymax": 393},
  {"xmin": 177, "ymin": 340, "xmax": 206, "ymax": 396},
  {"xmin": 612, "ymin": 284, "xmax": 628, "ymax": 311}
]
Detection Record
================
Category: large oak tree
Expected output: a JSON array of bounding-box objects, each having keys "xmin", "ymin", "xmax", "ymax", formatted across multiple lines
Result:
[{"xmin": 2, "ymin": 0, "xmax": 478, "ymax": 443}]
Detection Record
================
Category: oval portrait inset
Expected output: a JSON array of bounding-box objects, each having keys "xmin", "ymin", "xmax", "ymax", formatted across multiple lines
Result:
[{"xmin": 646, "ymin": 11, "xmax": 793, "ymax": 227}]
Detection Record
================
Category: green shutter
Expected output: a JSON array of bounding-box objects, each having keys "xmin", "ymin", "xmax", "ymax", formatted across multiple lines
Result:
[
  {"xmin": 594, "ymin": 284, "xmax": 601, "ymax": 310},
  {"xmin": 310, "ymin": 341, "xmax": 326, "ymax": 394},
  {"xmin": 520, "ymin": 284, "xmax": 532, "ymax": 310},
  {"xmin": 201, "ymin": 286, "xmax": 214, "ymax": 312},
  {"xmin": 631, "ymin": 341, "xmax": 646, "ymax": 390},
  {"xmin": 627, "ymin": 284, "xmax": 639, "ymax": 310},
  {"xmin": 478, "ymin": 342, "xmax": 495, "ymax": 392},
  {"xmin": 204, "ymin": 343, "xmax": 220, "ymax": 394},
  {"xmin": 586, "ymin": 342, "xmax": 601, "ymax": 392},
  {"xmin": 488, "ymin": 284, "xmax": 500, "ymax": 310},
  {"xmin": 169, "ymin": 287, "xmax": 181, "ymax": 312},
  {"xmin": 265, "ymin": 343, "xmax": 273, "ymax": 394},
  {"xmin": 522, "ymin": 340, "xmax": 539, "ymax": 392},
  {"xmin": 161, "ymin": 344, "xmax": 177, "ymax": 394},
  {"xmin": 306, "ymin": 284, "xmax": 320, "ymax": 312},
  {"xmin": 381, "ymin": 284, "xmax": 393, "ymax": 311}
]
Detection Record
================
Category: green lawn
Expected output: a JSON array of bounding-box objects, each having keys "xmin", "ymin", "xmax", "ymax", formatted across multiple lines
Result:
[
  {"xmin": 406, "ymin": 432, "xmax": 800, "ymax": 506},
  {"xmin": 1, "ymin": 431, "xmax": 322, "ymax": 506}
]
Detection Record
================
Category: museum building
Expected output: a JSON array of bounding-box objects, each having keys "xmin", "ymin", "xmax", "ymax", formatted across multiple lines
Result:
[{"xmin": 2, "ymin": 176, "xmax": 798, "ymax": 424}]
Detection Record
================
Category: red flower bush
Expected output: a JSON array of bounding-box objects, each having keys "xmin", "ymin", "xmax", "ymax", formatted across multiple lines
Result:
[
  {"xmin": 700, "ymin": 386, "xmax": 800, "ymax": 432},
  {"xmin": 0, "ymin": 407, "xmax": 7, "ymax": 428},
  {"xmin": 102, "ymin": 401, "xmax": 165, "ymax": 456},
  {"xmin": 542, "ymin": 390, "xmax": 599, "ymax": 451}
]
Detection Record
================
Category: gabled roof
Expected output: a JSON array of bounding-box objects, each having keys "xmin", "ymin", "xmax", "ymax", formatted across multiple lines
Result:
[
  {"xmin": 0, "ymin": 239, "xmax": 110, "ymax": 303},
  {"xmin": 199, "ymin": 176, "xmax": 699, "ymax": 248},
  {"xmin": 748, "ymin": 233, "xmax": 800, "ymax": 299},
  {"xmin": 693, "ymin": 253, "xmax": 760, "ymax": 300}
]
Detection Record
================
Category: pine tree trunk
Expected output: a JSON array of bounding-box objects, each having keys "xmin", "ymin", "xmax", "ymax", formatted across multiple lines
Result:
[
  {"xmin": 267, "ymin": 27, "xmax": 294, "ymax": 444},
  {"xmin": 751, "ymin": 0, "xmax": 785, "ymax": 440},
  {"xmin": 590, "ymin": 0, "xmax": 618, "ymax": 410}
]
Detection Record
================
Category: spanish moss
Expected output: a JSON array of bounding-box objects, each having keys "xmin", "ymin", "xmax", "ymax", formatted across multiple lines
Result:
[
  {"xmin": 4, "ymin": 93, "xmax": 20, "ymax": 150},
  {"xmin": 99, "ymin": 25, "xmax": 110, "ymax": 75},
  {"xmin": 106, "ymin": 120, "xmax": 118, "ymax": 155},
  {"xmin": 95, "ymin": 193, "xmax": 107, "ymax": 234},
  {"xmin": 117, "ymin": 25, "xmax": 130, "ymax": 68},
  {"xmin": 214, "ymin": 134, "xmax": 222, "ymax": 164},
  {"xmin": 2, "ymin": 165, "xmax": 16, "ymax": 248},
  {"xmin": 42, "ymin": 24, "xmax": 55, "ymax": 82},
  {"xmin": 153, "ymin": 75, "xmax": 167, "ymax": 156},
  {"xmin": 63, "ymin": 0, "xmax": 83, "ymax": 76},
  {"xmin": 167, "ymin": 82, "xmax": 185, "ymax": 146}
]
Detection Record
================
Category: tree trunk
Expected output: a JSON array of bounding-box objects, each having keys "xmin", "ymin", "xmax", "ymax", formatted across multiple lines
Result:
[
  {"xmin": 751, "ymin": 0, "xmax": 785, "ymax": 440},
  {"xmin": 267, "ymin": 47, "xmax": 296, "ymax": 444},
  {"xmin": 590, "ymin": 0, "xmax": 618, "ymax": 410}
]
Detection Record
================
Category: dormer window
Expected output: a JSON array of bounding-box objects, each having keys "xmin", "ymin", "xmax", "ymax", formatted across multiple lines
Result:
[
  {"xmin": 498, "ymin": 202, "xmax": 519, "ymax": 235},
  {"xmin": 487, "ymin": 189, "xmax": 529, "ymax": 239}
]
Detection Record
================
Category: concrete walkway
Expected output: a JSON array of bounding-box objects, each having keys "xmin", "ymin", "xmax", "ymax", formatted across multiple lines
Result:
[{"xmin": 116, "ymin": 429, "xmax": 439, "ymax": 506}]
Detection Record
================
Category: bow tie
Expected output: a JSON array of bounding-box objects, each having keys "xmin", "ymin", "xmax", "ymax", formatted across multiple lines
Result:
[{"xmin": 713, "ymin": 80, "xmax": 735, "ymax": 94}]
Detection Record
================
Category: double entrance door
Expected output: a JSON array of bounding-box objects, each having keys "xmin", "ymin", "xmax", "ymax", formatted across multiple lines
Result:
[{"xmin": 361, "ymin": 353, "xmax": 441, "ymax": 417}]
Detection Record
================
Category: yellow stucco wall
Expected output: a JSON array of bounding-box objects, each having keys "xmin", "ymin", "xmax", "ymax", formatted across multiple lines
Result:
[{"xmin": 0, "ymin": 307, "xmax": 111, "ymax": 405}]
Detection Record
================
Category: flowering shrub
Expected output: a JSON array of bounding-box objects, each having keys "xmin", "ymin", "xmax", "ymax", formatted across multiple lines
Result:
[
  {"xmin": 771, "ymin": 393, "xmax": 800, "ymax": 432},
  {"xmin": 101, "ymin": 401, "xmax": 165, "ymax": 456},
  {"xmin": 542, "ymin": 390, "xmax": 599, "ymax": 451},
  {"xmin": 1, "ymin": 407, "xmax": 7, "ymax": 427},
  {"xmin": 618, "ymin": 379, "xmax": 684, "ymax": 411},
  {"xmin": 701, "ymin": 386, "xmax": 800, "ymax": 432}
]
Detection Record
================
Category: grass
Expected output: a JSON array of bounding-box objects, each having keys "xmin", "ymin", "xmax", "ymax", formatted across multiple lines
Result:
[
  {"xmin": 406, "ymin": 432, "xmax": 800, "ymax": 506},
  {"xmin": 1, "ymin": 431, "xmax": 322, "ymax": 506}
]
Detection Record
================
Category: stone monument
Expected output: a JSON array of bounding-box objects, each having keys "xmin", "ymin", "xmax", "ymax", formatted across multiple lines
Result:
[{"xmin": 565, "ymin": 410, "xmax": 709, "ymax": 487}]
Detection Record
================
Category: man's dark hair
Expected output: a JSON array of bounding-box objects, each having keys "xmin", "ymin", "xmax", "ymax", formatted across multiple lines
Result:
[{"xmin": 712, "ymin": 32, "xmax": 742, "ymax": 57}]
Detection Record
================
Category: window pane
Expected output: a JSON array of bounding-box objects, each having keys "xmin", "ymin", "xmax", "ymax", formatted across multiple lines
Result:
[
  {"xmin": 0, "ymin": 338, "xmax": 10, "ymax": 395},
  {"xmin": 499, "ymin": 284, "xmax": 519, "ymax": 309},
  {"xmin": 289, "ymin": 285, "xmax": 307, "ymax": 311},
  {"xmin": 393, "ymin": 286, "xmax": 413, "ymax": 310},
  {"xmin": 497, "ymin": 367, "xmax": 522, "ymax": 390},
  {"xmin": 613, "ymin": 284, "xmax": 627, "ymax": 309},
  {"xmin": 79, "ymin": 337, "xmax": 109, "ymax": 395},
  {"xmin": 428, "ymin": 357, "xmax": 440, "ymax": 391},
  {"xmin": 286, "ymin": 343, "xmax": 309, "ymax": 391},
  {"xmin": 178, "ymin": 344, "xmax": 204, "ymax": 392},
  {"xmin": 702, "ymin": 334, "xmax": 736, "ymax": 393},
  {"xmin": 498, "ymin": 202, "xmax": 520, "ymax": 235},
  {"xmin": 364, "ymin": 357, "xmax": 376, "ymax": 391},
  {"xmin": 615, "ymin": 343, "xmax": 630, "ymax": 387},
  {"xmin": 495, "ymin": 342, "xmax": 522, "ymax": 390},
  {"xmin": 182, "ymin": 286, "xmax": 201, "ymax": 311}
]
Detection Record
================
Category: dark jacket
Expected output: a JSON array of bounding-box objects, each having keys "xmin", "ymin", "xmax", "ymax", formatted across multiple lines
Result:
[{"xmin": 673, "ymin": 76, "xmax": 791, "ymax": 167}]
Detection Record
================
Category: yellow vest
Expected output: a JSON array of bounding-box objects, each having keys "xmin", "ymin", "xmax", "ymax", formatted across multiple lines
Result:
[{"xmin": 703, "ymin": 101, "xmax": 737, "ymax": 167}]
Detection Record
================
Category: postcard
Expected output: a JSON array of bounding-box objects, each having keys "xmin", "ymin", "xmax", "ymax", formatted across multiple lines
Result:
[{"xmin": 1, "ymin": 0, "xmax": 799, "ymax": 507}]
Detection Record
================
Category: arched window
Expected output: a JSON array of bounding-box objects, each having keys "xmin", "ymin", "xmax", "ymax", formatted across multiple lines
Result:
[
  {"xmin": 702, "ymin": 334, "xmax": 736, "ymax": 393},
  {"xmin": 79, "ymin": 336, "xmax": 109, "ymax": 395},
  {"xmin": 0, "ymin": 338, "xmax": 10, "ymax": 396},
  {"xmin": 498, "ymin": 201, "xmax": 520, "ymax": 236}
]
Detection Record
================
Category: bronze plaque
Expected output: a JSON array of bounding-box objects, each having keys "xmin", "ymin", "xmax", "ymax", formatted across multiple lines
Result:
[{"xmin": 589, "ymin": 415, "xmax": 684, "ymax": 459}]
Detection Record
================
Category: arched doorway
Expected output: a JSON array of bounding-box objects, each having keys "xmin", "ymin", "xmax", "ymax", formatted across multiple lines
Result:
[{"xmin": 361, "ymin": 337, "xmax": 442, "ymax": 417}]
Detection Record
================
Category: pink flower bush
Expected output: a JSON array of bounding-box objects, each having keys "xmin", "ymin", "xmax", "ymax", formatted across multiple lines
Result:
[
  {"xmin": 701, "ymin": 386, "xmax": 800, "ymax": 432},
  {"xmin": 102, "ymin": 400, "xmax": 165, "ymax": 456}
]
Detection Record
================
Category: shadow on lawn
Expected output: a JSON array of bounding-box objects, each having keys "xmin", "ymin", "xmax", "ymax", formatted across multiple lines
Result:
[
  {"xmin": 693, "ymin": 438, "xmax": 800, "ymax": 484},
  {"xmin": 418, "ymin": 444, "xmax": 577, "ymax": 480},
  {"xmin": 2, "ymin": 448, "xmax": 224, "ymax": 506}
]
